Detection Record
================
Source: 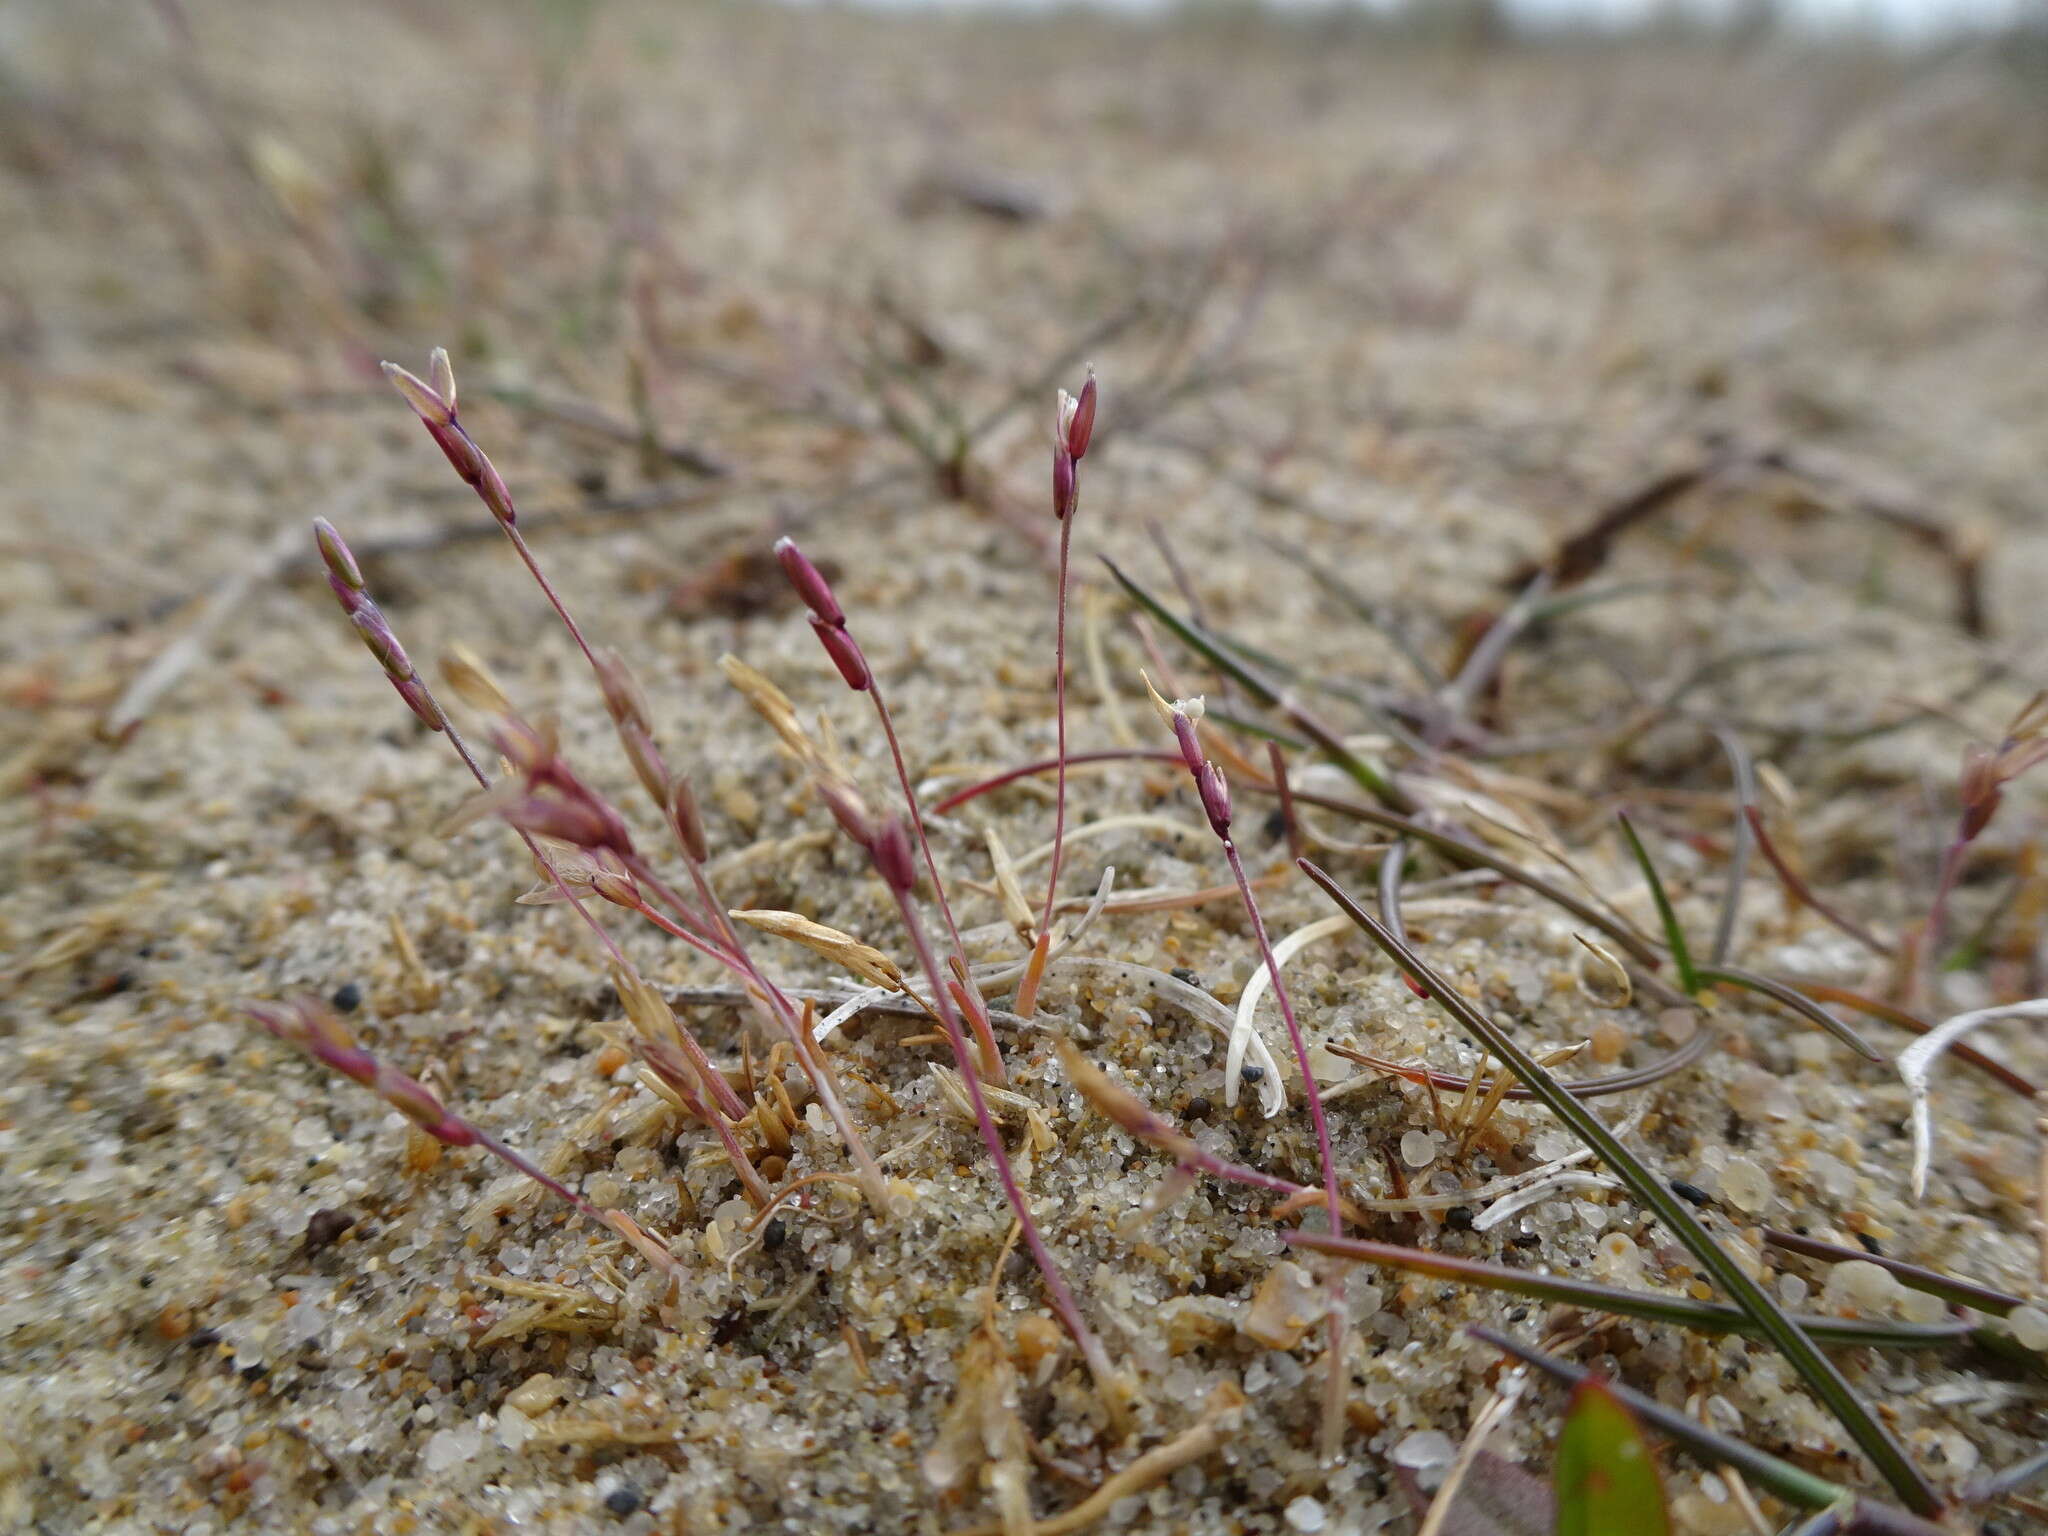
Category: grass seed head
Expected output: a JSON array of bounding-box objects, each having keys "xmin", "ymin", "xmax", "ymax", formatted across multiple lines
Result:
[
  {"xmin": 1052, "ymin": 440, "xmax": 1076, "ymax": 521},
  {"xmin": 773, "ymin": 536, "xmax": 844, "ymax": 627}
]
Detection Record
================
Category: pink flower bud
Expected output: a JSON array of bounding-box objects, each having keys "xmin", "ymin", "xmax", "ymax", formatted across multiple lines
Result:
[
  {"xmin": 773, "ymin": 537, "xmax": 844, "ymax": 627},
  {"xmin": 872, "ymin": 816, "xmax": 918, "ymax": 894},
  {"xmin": 1958, "ymin": 744, "xmax": 2001, "ymax": 841},
  {"xmin": 313, "ymin": 518, "xmax": 364, "ymax": 593},
  {"xmin": 1171, "ymin": 712, "xmax": 1205, "ymax": 778},
  {"xmin": 1197, "ymin": 761, "xmax": 1232, "ymax": 838},
  {"xmin": 1053, "ymin": 442, "xmax": 1076, "ymax": 521},
  {"xmin": 811, "ymin": 615, "xmax": 871, "ymax": 691},
  {"xmin": 1067, "ymin": 371, "xmax": 1097, "ymax": 461}
]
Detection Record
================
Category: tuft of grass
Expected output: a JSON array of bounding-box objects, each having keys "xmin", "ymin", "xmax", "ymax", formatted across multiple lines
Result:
[{"xmin": 1298, "ymin": 857, "xmax": 1944, "ymax": 1518}]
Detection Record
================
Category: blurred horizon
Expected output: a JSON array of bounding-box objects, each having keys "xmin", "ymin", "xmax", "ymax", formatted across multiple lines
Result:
[{"xmin": 798, "ymin": 0, "xmax": 2045, "ymax": 41}]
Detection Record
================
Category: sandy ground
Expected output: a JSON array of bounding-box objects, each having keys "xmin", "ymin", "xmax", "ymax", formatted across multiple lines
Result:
[{"xmin": 4, "ymin": 4, "xmax": 2048, "ymax": 1533}]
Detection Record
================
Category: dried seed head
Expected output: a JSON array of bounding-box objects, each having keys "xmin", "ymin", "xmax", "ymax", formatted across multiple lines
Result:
[
  {"xmin": 1052, "ymin": 441, "xmax": 1076, "ymax": 521},
  {"xmin": 612, "ymin": 963, "xmax": 682, "ymax": 1050},
  {"xmin": 313, "ymin": 517, "xmax": 364, "ymax": 594},
  {"xmin": 811, "ymin": 615, "xmax": 872, "ymax": 692},
  {"xmin": 720, "ymin": 654, "xmax": 818, "ymax": 768},
  {"xmin": 440, "ymin": 643, "xmax": 514, "ymax": 717},
  {"xmin": 773, "ymin": 536, "xmax": 844, "ymax": 627},
  {"xmin": 380, "ymin": 359, "xmax": 453, "ymax": 429},
  {"xmin": 1067, "ymin": 371, "xmax": 1097, "ymax": 461},
  {"xmin": 668, "ymin": 773, "xmax": 710, "ymax": 863},
  {"xmin": 728, "ymin": 909, "xmax": 904, "ymax": 993}
]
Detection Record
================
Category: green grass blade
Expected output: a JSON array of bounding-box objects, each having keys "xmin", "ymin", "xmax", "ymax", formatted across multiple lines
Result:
[
  {"xmin": 1555, "ymin": 1377, "xmax": 1670, "ymax": 1536},
  {"xmin": 1264, "ymin": 537, "xmax": 1446, "ymax": 689},
  {"xmin": 1616, "ymin": 812, "xmax": 1700, "ymax": 996},
  {"xmin": 1104, "ymin": 557, "xmax": 1410, "ymax": 812},
  {"xmin": 1281, "ymin": 1233, "xmax": 1969, "ymax": 1349},
  {"xmin": 1299, "ymin": 859, "xmax": 1943, "ymax": 1517}
]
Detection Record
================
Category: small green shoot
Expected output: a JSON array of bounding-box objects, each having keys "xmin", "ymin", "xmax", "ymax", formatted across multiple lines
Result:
[
  {"xmin": 1554, "ymin": 1378, "xmax": 1669, "ymax": 1536},
  {"xmin": 1616, "ymin": 811, "xmax": 1700, "ymax": 997}
]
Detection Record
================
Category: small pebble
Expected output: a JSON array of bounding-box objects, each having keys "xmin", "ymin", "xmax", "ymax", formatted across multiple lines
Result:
[
  {"xmin": 1391, "ymin": 1429, "xmax": 1454, "ymax": 1469},
  {"xmin": 2007, "ymin": 1304, "xmax": 2048, "ymax": 1351},
  {"xmin": 1824, "ymin": 1259, "xmax": 1900, "ymax": 1316},
  {"xmin": 604, "ymin": 1486, "xmax": 642, "ymax": 1517},
  {"xmin": 1284, "ymin": 1495, "xmax": 1326, "ymax": 1532},
  {"xmin": 1399, "ymin": 1129, "xmax": 1437, "ymax": 1169},
  {"xmin": 330, "ymin": 981, "xmax": 362, "ymax": 1014},
  {"xmin": 1718, "ymin": 1157, "xmax": 1772, "ymax": 1213},
  {"xmin": 305, "ymin": 1208, "xmax": 354, "ymax": 1252}
]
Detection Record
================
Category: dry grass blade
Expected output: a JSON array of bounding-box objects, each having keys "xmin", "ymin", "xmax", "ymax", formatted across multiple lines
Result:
[
  {"xmin": 1299, "ymin": 859, "xmax": 1943, "ymax": 1517},
  {"xmin": 1899, "ymin": 999, "xmax": 2048, "ymax": 1198},
  {"xmin": 729, "ymin": 908, "xmax": 905, "ymax": 993}
]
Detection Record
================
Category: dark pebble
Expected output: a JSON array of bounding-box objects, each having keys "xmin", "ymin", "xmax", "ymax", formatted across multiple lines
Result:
[
  {"xmin": 1445, "ymin": 1206, "xmax": 1474, "ymax": 1231},
  {"xmin": 763, "ymin": 1218, "xmax": 787, "ymax": 1251},
  {"xmin": 1669, "ymin": 1179, "xmax": 1712, "ymax": 1207},
  {"xmin": 1240, "ymin": 1065, "xmax": 1265, "ymax": 1084},
  {"xmin": 1855, "ymin": 1232, "xmax": 1884, "ymax": 1257},
  {"xmin": 330, "ymin": 982, "xmax": 362, "ymax": 1014},
  {"xmin": 1184, "ymin": 1096, "xmax": 1212, "ymax": 1121},
  {"xmin": 604, "ymin": 1486, "xmax": 642, "ymax": 1517},
  {"xmin": 305, "ymin": 1209, "xmax": 355, "ymax": 1252}
]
